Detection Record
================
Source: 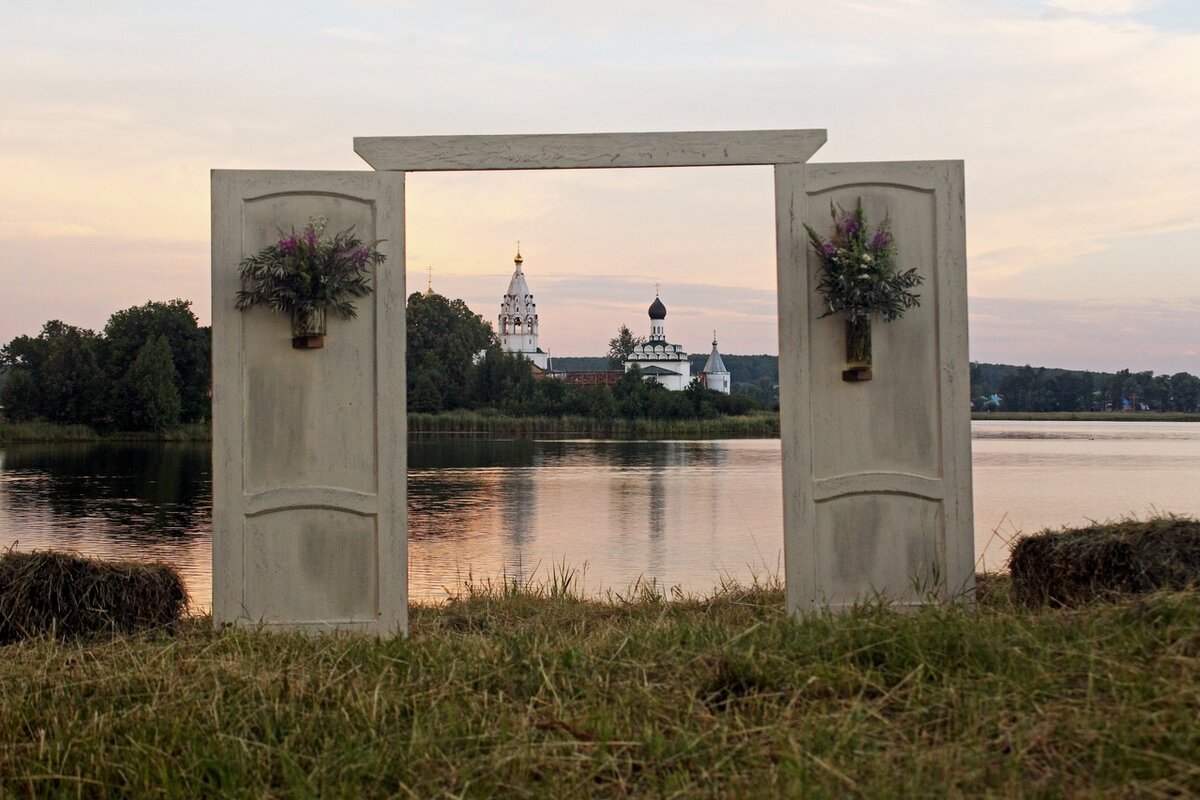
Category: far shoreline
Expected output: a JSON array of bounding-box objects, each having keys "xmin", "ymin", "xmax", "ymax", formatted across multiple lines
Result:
[{"xmin": 971, "ymin": 411, "xmax": 1200, "ymax": 422}]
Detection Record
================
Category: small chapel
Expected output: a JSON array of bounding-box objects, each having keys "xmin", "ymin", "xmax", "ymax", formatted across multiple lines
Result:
[
  {"xmin": 623, "ymin": 292, "xmax": 691, "ymax": 391},
  {"xmin": 623, "ymin": 291, "xmax": 730, "ymax": 394}
]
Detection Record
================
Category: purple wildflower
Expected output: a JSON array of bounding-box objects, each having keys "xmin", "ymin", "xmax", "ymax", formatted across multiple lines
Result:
[
  {"xmin": 843, "ymin": 216, "xmax": 861, "ymax": 238},
  {"xmin": 277, "ymin": 234, "xmax": 299, "ymax": 254},
  {"xmin": 303, "ymin": 227, "xmax": 318, "ymax": 248},
  {"xmin": 822, "ymin": 242, "xmax": 836, "ymax": 259},
  {"xmin": 349, "ymin": 248, "xmax": 370, "ymax": 268},
  {"xmin": 871, "ymin": 229, "xmax": 892, "ymax": 250}
]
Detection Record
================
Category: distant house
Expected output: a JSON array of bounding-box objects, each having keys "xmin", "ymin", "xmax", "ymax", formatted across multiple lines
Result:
[{"xmin": 559, "ymin": 370, "xmax": 622, "ymax": 388}]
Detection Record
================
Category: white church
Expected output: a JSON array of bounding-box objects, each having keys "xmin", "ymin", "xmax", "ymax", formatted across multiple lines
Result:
[{"xmin": 496, "ymin": 248, "xmax": 731, "ymax": 393}]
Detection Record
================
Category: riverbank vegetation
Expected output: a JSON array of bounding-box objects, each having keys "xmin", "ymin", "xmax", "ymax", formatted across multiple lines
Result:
[
  {"xmin": 0, "ymin": 420, "xmax": 211, "ymax": 443},
  {"xmin": 0, "ymin": 301, "xmax": 210, "ymax": 433},
  {"xmin": 409, "ymin": 409, "xmax": 780, "ymax": 437},
  {"xmin": 3, "ymin": 568, "xmax": 1199, "ymax": 796}
]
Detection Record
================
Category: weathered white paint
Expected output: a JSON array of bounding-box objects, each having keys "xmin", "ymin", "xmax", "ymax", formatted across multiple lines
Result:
[
  {"xmin": 775, "ymin": 160, "xmax": 974, "ymax": 612},
  {"xmin": 211, "ymin": 170, "xmax": 407, "ymax": 635},
  {"xmin": 354, "ymin": 130, "xmax": 827, "ymax": 172}
]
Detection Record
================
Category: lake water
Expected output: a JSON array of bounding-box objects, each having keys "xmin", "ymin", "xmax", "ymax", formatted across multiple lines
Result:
[{"xmin": 2, "ymin": 421, "xmax": 1197, "ymax": 608}]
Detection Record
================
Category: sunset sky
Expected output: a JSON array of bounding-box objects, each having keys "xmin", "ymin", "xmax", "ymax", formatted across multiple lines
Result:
[{"xmin": 2, "ymin": 0, "xmax": 1197, "ymax": 373}]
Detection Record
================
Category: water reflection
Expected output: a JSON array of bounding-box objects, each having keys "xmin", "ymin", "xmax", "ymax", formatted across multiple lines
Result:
[
  {"xmin": 405, "ymin": 438, "xmax": 777, "ymax": 599},
  {"xmin": 3, "ymin": 424, "xmax": 1199, "ymax": 609},
  {"xmin": 0, "ymin": 442, "xmax": 213, "ymax": 605},
  {"xmin": 2, "ymin": 443, "xmax": 209, "ymax": 536}
]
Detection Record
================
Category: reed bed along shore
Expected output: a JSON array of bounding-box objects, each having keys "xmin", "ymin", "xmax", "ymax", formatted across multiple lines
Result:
[
  {"xmin": 3, "ymin": 573, "xmax": 1199, "ymax": 797},
  {"xmin": 1, "ymin": 414, "xmax": 781, "ymax": 443},
  {"xmin": 408, "ymin": 410, "xmax": 781, "ymax": 438},
  {"xmin": 0, "ymin": 421, "xmax": 212, "ymax": 444}
]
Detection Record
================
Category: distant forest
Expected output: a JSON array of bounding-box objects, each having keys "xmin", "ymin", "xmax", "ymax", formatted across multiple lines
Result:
[
  {"xmin": 553, "ymin": 356, "xmax": 1200, "ymax": 413},
  {"xmin": 970, "ymin": 362, "xmax": 1200, "ymax": 413}
]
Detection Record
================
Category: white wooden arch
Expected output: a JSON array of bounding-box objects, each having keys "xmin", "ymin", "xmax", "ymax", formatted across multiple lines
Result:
[{"xmin": 212, "ymin": 130, "xmax": 973, "ymax": 636}]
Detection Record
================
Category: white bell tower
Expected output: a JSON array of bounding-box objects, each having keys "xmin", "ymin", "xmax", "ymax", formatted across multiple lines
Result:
[{"xmin": 498, "ymin": 245, "xmax": 550, "ymax": 369}]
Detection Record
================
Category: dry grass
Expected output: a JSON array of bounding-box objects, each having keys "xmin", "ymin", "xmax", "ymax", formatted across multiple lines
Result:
[
  {"xmin": 0, "ymin": 549, "xmax": 188, "ymax": 643},
  {"xmin": 1009, "ymin": 516, "xmax": 1200, "ymax": 607},
  {"xmin": 2, "ymin": 570, "xmax": 1200, "ymax": 797}
]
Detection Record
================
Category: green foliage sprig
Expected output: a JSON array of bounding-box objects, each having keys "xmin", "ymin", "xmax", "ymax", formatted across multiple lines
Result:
[
  {"xmin": 235, "ymin": 216, "xmax": 384, "ymax": 319},
  {"xmin": 804, "ymin": 199, "xmax": 923, "ymax": 323}
]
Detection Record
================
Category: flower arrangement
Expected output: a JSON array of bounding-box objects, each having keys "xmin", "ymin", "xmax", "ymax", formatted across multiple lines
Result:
[
  {"xmin": 804, "ymin": 199, "xmax": 923, "ymax": 378},
  {"xmin": 236, "ymin": 217, "xmax": 384, "ymax": 347}
]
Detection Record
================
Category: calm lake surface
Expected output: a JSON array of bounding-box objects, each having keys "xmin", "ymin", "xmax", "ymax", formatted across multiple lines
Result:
[{"xmin": 2, "ymin": 421, "xmax": 1197, "ymax": 608}]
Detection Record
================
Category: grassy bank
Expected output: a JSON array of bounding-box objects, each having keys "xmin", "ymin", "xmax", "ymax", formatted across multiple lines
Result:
[
  {"xmin": 973, "ymin": 411, "xmax": 1200, "ymax": 422},
  {"xmin": 408, "ymin": 409, "xmax": 781, "ymax": 438},
  {"xmin": 0, "ymin": 421, "xmax": 212, "ymax": 444},
  {"xmin": 3, "ymin": 576, "xmax": 1199, "ymax": 797}
]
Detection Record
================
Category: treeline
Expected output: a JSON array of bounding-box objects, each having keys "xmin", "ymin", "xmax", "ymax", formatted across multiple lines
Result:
[
  {"xmin": 1, "ymin": 301, "xmax": 209, "ymax": 431},
  {"xmin": 972, "ymin": 363, "xmax": 1200, "ymax": 413},
  {"xmin": 407, "ymin": 292, "xmax": 762, "ymax": 419}
]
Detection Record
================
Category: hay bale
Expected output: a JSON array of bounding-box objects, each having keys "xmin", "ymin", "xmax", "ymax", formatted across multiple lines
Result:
[
  {"xmin": 0, "ymin": 549, "xmax": 188, "ymax": 642},
  {"xmin": 1008, "ymin": 517, "xmax": 1200, "ymax": 607}
]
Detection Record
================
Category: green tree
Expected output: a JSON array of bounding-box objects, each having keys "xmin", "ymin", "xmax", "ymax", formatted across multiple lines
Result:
[
  {"xmin": 612, "ymin": 366, "xmax": 658, "ymax": 418},
  {"xmin": 1145, "ymin": 374, "xmax": 1172, "ymax": 411},
  {"xmin": 113, "ymin": 336, "xmax": 182, "ymax": 431},
  {"xmin": 999, "ymin": 365, "xmax": 1056, "ymax": 412},
  {"xmin": 103, "ymin": 300, "xmax": 210, "ymax": 423},
  {"xmin": 469, "ymin": 348, "xmax": 536, "ymax": 411},
  {"xmin": 607, "ymin": 325, "xmax": 645, "ymax": 369},
  {"xmin": 41, "ymin": 327, "xmax": 109, "ymax": 426},
  {"xmin": 587, "ymin": 386, "xmax": 617, "ymax": 420},
  {"xmin": 684, "ymin": 378, "xmax": 719, "ymax": 419},
  {"xmin": 406, "ymin": 292, "xmax": 496, "ymax": 410},
  {"xmin": 1, "ymin": 321, "xmax": 108, "ymax": 429},
  {"xmin": 1049, "ymin": 371, "xmax": 1094, "ymax": 412},
  {"xmin": 0, "ymin": 368, "xmax": 38, "ymax": 421},
  {"xmin": 408, "ymin": 362, "xmax": 445, "ymax": 413},
  {"xmin": 1170, "ymin": 372, "xmax": 1200, "ymax": 412}
]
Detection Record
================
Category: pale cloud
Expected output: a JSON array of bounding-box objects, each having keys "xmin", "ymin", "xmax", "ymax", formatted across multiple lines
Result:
[
  {"xmin": 1046, "ymin": 0, "xmax": 1152, "ymax": 15},
  {"xmin": 0, "ymin": 220, "xmax": 98, "ymax": 239},
  {"xmin": 321, "ymin": 27, "xmax": 382, "ymax": 42}
]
